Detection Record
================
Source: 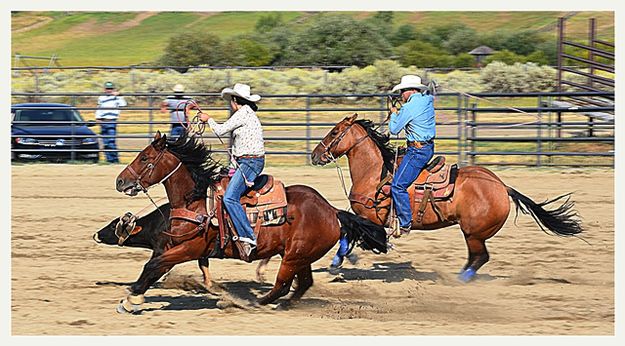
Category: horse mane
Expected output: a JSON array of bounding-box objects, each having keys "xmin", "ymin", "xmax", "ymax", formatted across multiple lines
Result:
[
  {"xmin": 166, "ymin": 131, "xmax": 222, "ymax": 203},
  {"xmin": 354, "ymin": 119, "xmax": 396, "ymax": 173}
]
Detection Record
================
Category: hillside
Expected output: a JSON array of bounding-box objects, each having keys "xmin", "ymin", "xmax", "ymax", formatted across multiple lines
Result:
[{"xmin": 11, "ymin": 11, "xmax": 615, "ymax": 66}]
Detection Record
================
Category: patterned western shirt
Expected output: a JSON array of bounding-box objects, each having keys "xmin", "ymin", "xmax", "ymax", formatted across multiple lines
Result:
[{"xmin": 207, "ymin": 104, "xmax": 265, "ymax": 157}]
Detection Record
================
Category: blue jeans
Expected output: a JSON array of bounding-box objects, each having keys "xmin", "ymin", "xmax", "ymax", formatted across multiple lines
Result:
[
  {"xmin": 391, "ymin": 143, "xmax": 434, "ymax": 228},
  {"xmin": 100, "ymin": 122, "xmax": 119, "ymax": 163},
  {"xmin": 223, "ymin": 157, "xmax": 265, "ymax": 241},
  {"xmin": 170, "ymin": 125, "xmax": 185, "ymax": 139}
]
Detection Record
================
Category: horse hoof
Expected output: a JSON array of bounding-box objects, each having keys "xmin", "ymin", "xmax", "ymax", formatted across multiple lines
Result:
[
  {"xmin": 346, "ymin": 253, "xmax": 359, "ymax": 265},
  {"xmin": 328, "ymin": 265, "xmax": 341, "ymax": 276},
  {"xmin": 116, "ymin": 300, "xmax": 140, "ymax": 315},
  {"xmin": 458, "ymin": 268, "xmax": 476, "ymax": 283}
]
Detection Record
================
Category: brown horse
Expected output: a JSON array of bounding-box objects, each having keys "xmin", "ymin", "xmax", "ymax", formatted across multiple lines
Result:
[
  {"xmin": 112, "ymin": 130, "xmax": 387, "ymax": 313},
  {"xmin": 310, "ymin": 114, "xmax": 583, "ymax": 282}
]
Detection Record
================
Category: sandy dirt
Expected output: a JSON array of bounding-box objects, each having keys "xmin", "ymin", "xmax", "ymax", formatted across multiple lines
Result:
[{"xmin": 11, "ymin": 164, "xmax": 614, "ymax": 335}]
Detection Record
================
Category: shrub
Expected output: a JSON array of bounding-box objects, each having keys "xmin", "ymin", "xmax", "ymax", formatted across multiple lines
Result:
[
  {"xmin": 484, "ymin": 50, "xmax": 527, "ymax": 65},
  {"xmin": 480, "ymin": 61, "xmax": 557, "ymax": 92}
]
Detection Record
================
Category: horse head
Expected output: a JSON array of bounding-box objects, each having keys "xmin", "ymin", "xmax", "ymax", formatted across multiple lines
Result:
[
  {"xmin": 311, "ymin": 113, "xmax": 362, "ymax": 166},
  {"xmin": 115, "ymin": 131, "xmax": 182, "ymax": 196}
]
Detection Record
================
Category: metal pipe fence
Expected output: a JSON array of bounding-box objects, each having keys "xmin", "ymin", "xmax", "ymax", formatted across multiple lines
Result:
[{"xmin": 11, "ymin": 91, "xmax": 614, "ymax": 167}]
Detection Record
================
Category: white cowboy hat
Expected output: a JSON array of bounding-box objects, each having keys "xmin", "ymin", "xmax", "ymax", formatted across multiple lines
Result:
[
  {"xmin": 391, "ymin": 75, "xmax": 428, "ymax": 93},
  {"xmin": 221, "ymin": 83, "xmax": 261, "ymax": 102},
  {"xmin": 172, "ymin": 84, "xmax": 185, "ymax": 92}
]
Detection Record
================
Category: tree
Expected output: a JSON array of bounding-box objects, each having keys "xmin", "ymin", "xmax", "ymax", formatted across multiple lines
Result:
[
  {"xmin": 255, "ymin": 13, "xmax": 284, "ymax": 33},
  {"xmin": 391, "ymin": 24, "xmax": 416, "ymax": 46},
  {"xmin": 425, "ymin": 23, "xmax": 471, "ymax": 47},
  {"xmin": 226, "ymin": 36, "xmax": 275, "ymax": 66},
  {"xmin": 443, "ymin": 27, "xmax": 479, "ymax": 55},
  {"xmin": 397, "ymin": 40, "xmax": 455, "ymax": 68},
  {"xmin": 158, "ymin": 32, "xmax": 223, "ymax": 66},
  {"xmin": 364, "ymin": 11, "xmax": 394, "ymax": 39},
  {"xmin": 501, "ymin": 30, "xmax": 546, "ymax": 56},
  {"xmin": 282, "ymin": 15, "xmax": 391, "ymax": 67}
]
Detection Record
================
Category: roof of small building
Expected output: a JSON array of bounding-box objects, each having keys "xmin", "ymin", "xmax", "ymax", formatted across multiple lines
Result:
[{"xmin": 468, "ymin": 45, "xmax": 495, "ymax": 55}]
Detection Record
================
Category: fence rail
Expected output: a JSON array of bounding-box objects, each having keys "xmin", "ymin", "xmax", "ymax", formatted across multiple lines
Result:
[{"xmin": 11, "ymin": 91, "xmax": 614, "ymax": 167}]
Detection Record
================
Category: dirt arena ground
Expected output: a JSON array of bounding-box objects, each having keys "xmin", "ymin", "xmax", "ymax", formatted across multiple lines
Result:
[{"xmin": 10, "ymin": 164, "xmax": 614, "ymax": 335}]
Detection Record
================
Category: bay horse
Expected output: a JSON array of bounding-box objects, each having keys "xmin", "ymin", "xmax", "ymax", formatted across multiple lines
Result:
[
  {"xmin": 310, "ymin": 114, "xmax": 583, "ymax": 281},
  {"xmin": 112, "ymin": 130, "xmax": 387, "ymax": 313}
]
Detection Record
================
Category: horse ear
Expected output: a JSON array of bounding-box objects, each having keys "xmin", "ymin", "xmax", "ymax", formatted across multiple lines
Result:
[
  {"xmin": 152, "ymin": 131, "xmax": 167, "ymax": 150},
  {"xmin": 346, "ymin": 113, "xmax": 358, "ymax": 124}
]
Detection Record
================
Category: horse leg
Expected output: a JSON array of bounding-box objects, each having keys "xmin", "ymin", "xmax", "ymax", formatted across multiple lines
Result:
[
  {"xmin": 198, "ymin": 257, "xmax": 212, "ymax": 290},
  {"xmin": 458, "ymin": 236, "xmax": 490, "ymax": 283},
  {"xmin": 257, "ymin": 259, "xmax": 300, "ymax": 305},
  {"xmin": 255, "ymin": 257, "xmax": 271, "ymax": 283},
  {"xmin": 118, "ymin": 237, "xmax": 206, "ymax": 313},
  {"xmin": 289, "ymin": 264, "xmax": 313, "ymax": 302}
]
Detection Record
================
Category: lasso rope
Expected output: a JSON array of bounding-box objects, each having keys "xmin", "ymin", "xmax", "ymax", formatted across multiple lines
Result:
[{"xmin": 184, "ymin": 101, "xmax": 254, "ymax": 187}]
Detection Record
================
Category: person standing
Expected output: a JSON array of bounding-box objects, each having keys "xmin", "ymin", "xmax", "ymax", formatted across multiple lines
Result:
[
  {"xmin": 160, "ymin": 84, "xmax": 191, "ymax": 139},
  {"xmin": 388, "ymin": 74, "xmax": 436, "ymax": 236},
  {"xmin": 95, "ymin": 81, "xmax": 127, "ymax": 163},
  {"xmin": 197, "ymin": 83, "xmax": 265, "ymax": 259}
]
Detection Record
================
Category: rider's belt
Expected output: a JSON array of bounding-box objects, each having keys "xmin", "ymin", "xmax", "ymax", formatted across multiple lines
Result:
[
  {"xmin": 235, "ymin": 155, "xmax": 265, "ymax": 160},
  {"xmin": 406, "ymin": 140, "xmax": 433, "ymax": 148}
]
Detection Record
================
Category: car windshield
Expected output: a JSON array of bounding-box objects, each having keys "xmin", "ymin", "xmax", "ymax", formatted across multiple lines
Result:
[{"xmin": 13, "ymin": 108, "xmax": 83, "ymax": 123}]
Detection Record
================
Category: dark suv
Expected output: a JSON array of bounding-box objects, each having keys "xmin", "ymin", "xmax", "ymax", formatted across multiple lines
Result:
[{"xmin": 11, "ymin": 103, "xmax": 100, "ymax": 162}]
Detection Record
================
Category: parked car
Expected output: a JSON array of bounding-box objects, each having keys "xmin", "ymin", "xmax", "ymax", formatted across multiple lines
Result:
[{"xmin": 11, "ymin": 103, "xmax": 100, "ymax": 163}]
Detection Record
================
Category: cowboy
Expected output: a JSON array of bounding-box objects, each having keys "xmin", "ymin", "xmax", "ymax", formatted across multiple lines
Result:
[
  {"xmin": 388, "ymin": 75, "xmax": 436, "ymax": 235},
  {"xmin": 95, "ymin": 81, "xmax": 127, "ymax": 163},
  {"xmin": 160, "ymin": 84, "xmax": 192, "ymax": 139},
  {"xmin": 198, "ymin": 83, "xmax": 265, "ymax": 258}
]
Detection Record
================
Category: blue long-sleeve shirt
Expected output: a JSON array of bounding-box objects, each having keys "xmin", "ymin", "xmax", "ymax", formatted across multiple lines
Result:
[{"xmin": 388, "ymin": 93, "xmax": 436, "ymax": 142}]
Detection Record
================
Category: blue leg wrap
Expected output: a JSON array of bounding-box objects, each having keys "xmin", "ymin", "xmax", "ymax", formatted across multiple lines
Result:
[
  {"xmin": 331, "ymin": 254, "xmax": 343, "ymax": 268},
  {"xmin": 338, "ymin": 236, "xmax": 349, "ymax": 256},
  {"xmin": 330, "ymin": 236, "xmax": 349, "ymax": 268},
  {"xmin": 458, "ymin": 267, "xmax": 476, "ymax": 283}
]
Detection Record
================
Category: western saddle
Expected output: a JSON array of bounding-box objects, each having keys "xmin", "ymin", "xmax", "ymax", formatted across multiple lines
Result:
[
  {"xmin": 209, "ymin": 169, "xmax": 288, "ymax": 261},
  {"xmin": 349, "ymin": 154, "xmax": 458, "ymax": 226}
]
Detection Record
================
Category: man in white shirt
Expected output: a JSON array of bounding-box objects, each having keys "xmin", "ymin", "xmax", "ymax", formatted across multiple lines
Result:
[{"xmin": 95, "ymin": 81, "xmax": 127, "ymax": 163}]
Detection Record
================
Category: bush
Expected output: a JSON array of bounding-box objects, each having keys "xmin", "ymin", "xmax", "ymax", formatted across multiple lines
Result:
[
  {"xmin": 480, "ymin": 61, "xmax": 557, "ymax": 92},
  {"xmin": 484, "ymin": 50, "xmax": 527, "ymax": 65},
  {"xmin": 453, "ymin": 53, "xmax": 476, "ymax": 68}
]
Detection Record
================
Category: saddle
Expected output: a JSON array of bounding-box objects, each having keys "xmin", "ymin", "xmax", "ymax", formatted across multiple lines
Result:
[
  {"xmin": 211, "ymin": 171, "xmax": 288, "ymax": 261},
  {"xmin": 350, "ymin": 155, "xmax": 458, "ymax": 225}
]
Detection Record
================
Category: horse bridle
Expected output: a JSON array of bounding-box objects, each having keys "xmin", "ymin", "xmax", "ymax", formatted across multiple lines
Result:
[
  {"xmin": 319, "ymin": 123, "xmax": 369, "ymax": 163},
  {"xmin": 125, "ymin": 149, "xmax": 182, "ymax": 193}
]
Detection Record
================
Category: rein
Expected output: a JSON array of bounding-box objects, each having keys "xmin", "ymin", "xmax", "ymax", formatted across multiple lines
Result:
[
  {"xmin": 319, "ymin": 123, "xmax": 369, "ymax": 204},
  {"xmin": 124, "ymin": 149, "xmax": 184, "ymax": 237}
]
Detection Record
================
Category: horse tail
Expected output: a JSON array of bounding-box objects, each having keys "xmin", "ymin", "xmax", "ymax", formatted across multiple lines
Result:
[
  {"xmin": 337, "ymin": 211, "xmax": 388, "ymax": 255},
  {"xmin": 506, "ymin": 186, "xmax": 583, "ymax": 236}
]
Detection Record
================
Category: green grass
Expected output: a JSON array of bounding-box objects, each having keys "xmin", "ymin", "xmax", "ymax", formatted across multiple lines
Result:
[{"xmin": 12, "ymin": 11, "xmax": 614, "ymax": 66}]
